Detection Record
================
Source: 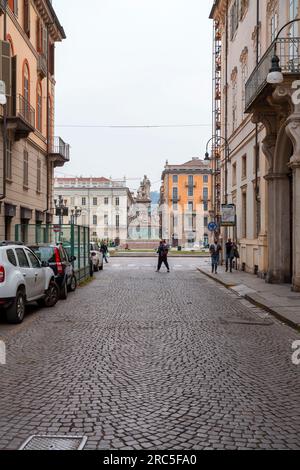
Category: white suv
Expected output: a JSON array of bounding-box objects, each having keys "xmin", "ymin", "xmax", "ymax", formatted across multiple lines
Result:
[{"xmin": 0, "ymin": 243, "xmax": 59, "ymax": 324}]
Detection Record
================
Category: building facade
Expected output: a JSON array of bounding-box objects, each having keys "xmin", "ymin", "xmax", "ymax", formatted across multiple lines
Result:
[
  {"xmin": 0, "ymin": 1, "xmax": 69, "ymax": 243},
  {"xmin": 54, "ymin": 177, "xmax": 134, "ymax": 244},
  {"xmin": 159, "ymin": 158, "xmax": 212, "ymax": 248},
  {"xmin": 210, "ymin": 0, "xmax": 300, "ymax": 291}
]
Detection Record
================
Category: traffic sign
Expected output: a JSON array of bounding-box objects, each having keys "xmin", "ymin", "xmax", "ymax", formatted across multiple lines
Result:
[{"xmin": 208, "ymin": 222, "xmax": 218, "ymax": 232}]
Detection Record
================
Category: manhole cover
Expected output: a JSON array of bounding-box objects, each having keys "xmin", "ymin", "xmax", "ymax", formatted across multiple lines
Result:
[{"xmin": 19, "ymin": 435, "xmax": 87, "ymax": 450}]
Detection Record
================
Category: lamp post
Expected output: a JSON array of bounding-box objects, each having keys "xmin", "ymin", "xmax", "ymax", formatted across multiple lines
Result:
[
  {"xmin": 205, "ymin": 134, "xmax": 230, "ymax": 204},
  {"xmin": 70, "ymin": 206, "xmax": 82, "ymax": 225},
  {"xmin": 54, "ymin": 195, "xmax": 68, "ymax": 225},
  {"xmin": 267, "ymin": 18, "xmax": 300, "ymax": 84}
]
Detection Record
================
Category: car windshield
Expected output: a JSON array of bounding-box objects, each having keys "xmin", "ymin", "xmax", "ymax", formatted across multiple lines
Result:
[{"xmin": 31, "ymin": 247, "xmax": 55, "ymax": 263}]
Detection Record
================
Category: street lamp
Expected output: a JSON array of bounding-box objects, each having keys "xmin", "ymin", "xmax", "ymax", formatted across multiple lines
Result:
[
  {"xmin": 54, "ymin": 196, "xmax": 68, "ymax": 225},
  {"xmin": 70, "ymin": 206, "xmax": 82, "ymax": 225},
  {"xmin": 267, "ymin": 18, "xmax": 300, "ymax": 84}
]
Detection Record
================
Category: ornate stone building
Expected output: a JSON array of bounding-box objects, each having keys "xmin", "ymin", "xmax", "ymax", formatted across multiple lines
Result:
[
  {"xmin": 0, "ymin": 1, "xmax": 69, "ymax": 243},
  {"xmin": 210, "ymin": 0, "xmax": 300, "ymax": 291}
]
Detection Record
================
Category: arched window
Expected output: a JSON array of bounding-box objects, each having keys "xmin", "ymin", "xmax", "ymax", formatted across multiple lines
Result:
[
  {"xmin": 37, "ymin": 82, "xmax": 42, "ymax": 132},
  {"xmin": 23, "ymin": 61, "xmax": 30, "ymax": 104}
]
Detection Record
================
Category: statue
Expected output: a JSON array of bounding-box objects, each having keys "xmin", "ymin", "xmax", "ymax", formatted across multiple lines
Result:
[{"xmin": 136, "ymin": 175, "xmax": 151, "ymax": 201}]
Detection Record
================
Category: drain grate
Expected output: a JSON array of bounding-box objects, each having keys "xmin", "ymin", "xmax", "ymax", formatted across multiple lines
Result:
[
  {"xmin": 19, "ymin": 435, "xmax": 87, "ymax": 451},
  {"xmin": 220, "ymin": 318, "xmax": 273, "ymax": 326}
]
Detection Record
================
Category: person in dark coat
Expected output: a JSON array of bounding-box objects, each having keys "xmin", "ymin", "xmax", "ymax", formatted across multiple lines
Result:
[
  {"xmin": 156, "ymin": 240, "xmax": 170, "ymax": 273},
  {"xmin": 225, "ymin": 238, "xmax": 234, "ymax": 273},
  {"xmin": 100, "ymin": 241, "xmax": 109, "ymax": 264}
]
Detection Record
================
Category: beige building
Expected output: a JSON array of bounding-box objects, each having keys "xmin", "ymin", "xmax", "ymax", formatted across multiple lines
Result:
[
  {"xmin": 54, "ymin": 177, "xmax": 134, "ymax": 244},
  {"xmin": 210, "ymin": 0, "xmax": 300, "ymax": 291},
  {"xmin": 0, "ymin": 1, "xmax": 69, "ymax": 243}
]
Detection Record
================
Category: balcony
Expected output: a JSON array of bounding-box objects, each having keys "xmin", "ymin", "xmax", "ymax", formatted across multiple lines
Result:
[
  {"xmin": 48, "ymin": 137, "xmax": 70, "ymax": 167},
  {"xmin": 6, "ymin": 94, "xmax": 35, "ymax": 141},
  {"xmin": 245, "ymin": 37, "xmax": 300, "ymax": 113},
  {"xmin": 37, "ymin": 54, "xmax": 47, "ymax": 79}
]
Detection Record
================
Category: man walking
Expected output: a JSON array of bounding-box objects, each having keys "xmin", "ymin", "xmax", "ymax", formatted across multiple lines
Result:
[
  {"xmin": 156, "ymin": 240, "xmax": 170, "ymax": 273},
  {"xmin": 225, "ymin": 238, "xmax": 234, "ymax": 273},
  {"xmin": 100, "ymin": 240, "xmax": 109, "ymax": 264},
  {"xmin": 209, "ymin": 239, "xmax": 222, "ymax": 274}
]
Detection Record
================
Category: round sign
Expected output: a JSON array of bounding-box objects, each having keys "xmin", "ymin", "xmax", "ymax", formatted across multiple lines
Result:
[{"xmin": 208, "ymin": 222, "xmax": 218, "ymax": 232}]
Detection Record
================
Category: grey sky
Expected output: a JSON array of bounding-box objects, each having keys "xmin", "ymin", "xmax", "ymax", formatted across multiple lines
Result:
[{"xmin": 53, "ymin": 0, "xmax": 213, "ymax": 191}]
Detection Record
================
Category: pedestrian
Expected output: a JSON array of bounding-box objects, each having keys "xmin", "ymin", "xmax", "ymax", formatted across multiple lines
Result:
[
  {"xmin": 156, "ymin": 240, "xmax": 170, "ymax": 273},
  {"xmin": 209, "ymin": 239, "xmax": 222, "ymax": 274},
  {"xmin": 225, "ymin": 238, "xmax": 234, "ymax": 273},
  {"xmin": 100, "ymin": 240, "xmax": 109, "ymax": 264}
]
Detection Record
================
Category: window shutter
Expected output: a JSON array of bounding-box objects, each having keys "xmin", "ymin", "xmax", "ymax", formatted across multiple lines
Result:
[
  {"xmin": 0, "ymin": 40, "xmax": 11, "ymax": 97},
  {"xmin": 36, "ymin": 18, "xmax": 41, "ymax": 52},
  {"xmin": 8, "ymin": 0, "xmax": 14, "ymax": 11},
  {"xmin": 11, "ymin": 55, "xmax": 17, "ymax": 114},
  {"xmin": 24, "ymin": 0, "xmax": 30, "ymax": 38},
  {"xmin": 14, "ymin": 0, "xmax": 19, "ymax": 16},
  {"xmin": 49, "ymin": 43, "xmax": 55, "ymax": 75}
]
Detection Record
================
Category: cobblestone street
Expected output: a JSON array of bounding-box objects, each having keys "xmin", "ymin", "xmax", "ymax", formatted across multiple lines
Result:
[{"xmin": 0, "ymin": 258, "xmax": 300, "ymax": 450}]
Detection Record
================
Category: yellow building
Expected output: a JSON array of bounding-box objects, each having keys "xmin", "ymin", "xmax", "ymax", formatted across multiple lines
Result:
[
  {"xmin": 0, "ymin": 0, "xmax": 68, "ymax": 242},
  {"xmin": 160, "ymin": 158, "xmax": 212, "ymax": 248}
]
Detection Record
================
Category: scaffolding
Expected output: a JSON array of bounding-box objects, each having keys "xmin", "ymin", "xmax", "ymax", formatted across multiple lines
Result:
[{"xmin": 211, "ymin": 19, "xmax": 222, "ymax": 230}]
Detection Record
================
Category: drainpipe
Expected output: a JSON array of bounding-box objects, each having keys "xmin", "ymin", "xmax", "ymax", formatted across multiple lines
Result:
[
  {"xmin": 0, "ymin": 0, "xmax": 8, "ymax": 203},
  {"xmin": 255, "ymin": 0, "xmax": 260, "ymax": 237}
]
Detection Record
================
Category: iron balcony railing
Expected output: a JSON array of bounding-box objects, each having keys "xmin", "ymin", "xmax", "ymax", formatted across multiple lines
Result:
[
  {"xmin": 50, "ymin": 136, "xmax": 70, "ymax": 162},
  {"xmin": 245, "ymin": 37, "xmax": 300, "ymax": 112},
  {"xmin": 17, "ymin": 94, "xmax": 35, "ymax": 128}
]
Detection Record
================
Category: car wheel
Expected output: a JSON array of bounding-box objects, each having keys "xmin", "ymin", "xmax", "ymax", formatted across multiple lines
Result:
[
  {"xmin": 6, "ymin": 289, "xmax": 26, "ymax": 324},
  {"xmin": 42, "ymin": 281, "xmax": 59, "ymax": 308},
  {"xmin": 60, "ymin": 281, "xmax": 68, "ymax": 300},
  {"xmin": 69, "ymin": 275, "xmax": 77, "ymax": 292}
]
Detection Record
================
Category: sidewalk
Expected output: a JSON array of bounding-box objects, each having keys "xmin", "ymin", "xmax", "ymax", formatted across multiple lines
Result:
[{"xmin": 198, "ymin": 261, "xmax": 300, "ymax": 332}]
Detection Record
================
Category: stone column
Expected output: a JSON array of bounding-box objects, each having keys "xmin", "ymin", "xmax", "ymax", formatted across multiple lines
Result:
[
  {"xmin": 264, "ymin": 172, "xmax": 292, "ymax": 284},
  {"xmin": 286, "ymin": 115, "xmax": 300, "ymax": 291}
]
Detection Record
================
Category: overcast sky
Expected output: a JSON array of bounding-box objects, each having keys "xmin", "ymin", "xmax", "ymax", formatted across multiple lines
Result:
[{"xmin": 53, "ymin": 0, "xmax": 213, "ymax": 192}]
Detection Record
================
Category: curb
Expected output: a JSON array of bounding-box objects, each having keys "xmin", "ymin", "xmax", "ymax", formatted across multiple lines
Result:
[{"xmin": 197, "ymin": 268, "xmax": 300, "ymax": 333}]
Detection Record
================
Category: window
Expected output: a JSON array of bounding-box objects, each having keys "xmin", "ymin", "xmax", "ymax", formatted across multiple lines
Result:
[
  {"xmin": 82, "ymin": 197, "xmax": 86, "ymax": 206},
  {"xmin": 173, "ymin": 187, "xmax": 178, "ymax": 201},
  {"xmin": 16, "ymin": 248, "xmax": 30, "ymax": 268},
  {"xmin": 232, "ymin": 80, "xmax": 238, "ymax": 131},
  {"xmin": 241, "ymin": 59, "xmax": 248, "ymax": 110},
  {"xmin": 204, "ymin": 216, "xmax": 208, "ymax": 227},
  {"xmin": 242, "ymin": 190, "xmax": 247, "ymax": 238},
  {"xmin": 173, "ymin": 215, "xmax": 178, "ymax": 227},
  {"xmin": 232, "ymin": 162, "xmax": 237, "ymax": 186},
  {"xmin": 93, "ymin": 215, "xmax": 97, "ymax": 226},
  {"xmin": 8, "ymin": 0, "xmax": 19, "ymax": 16},
  {"xmin": 188, "ymin": 201, "xmax": 193, "ymax": 212},
  {"xmin": 104, "ymin": 214, "xmax": 108, "ymax": 225},
  {"xmin": 26, "ymin": 250, "xmax": 41, "ymax": 268},
  {"xmin": 270, "ymin": 11, "xmax": 278, "ymax": 42},
  {"xmin": 254, "ymin": 144, "xmax": 260, "ymax": 173},
  {"xmin": 188, "ymin": 175, "xmax": 194, "ymax": 186},
  {"xmin": 203, "ymin": 187, "xmax": 209, "ymax": 201},
  {"xmin": 115, "ymin": 197, "xmax": 120, "ymax": 206},
  {"xmin": 70, "ymin": 197, "xmax": 75, "ymax": 206},
  {"xmin": 230, "ymin": 0, "xmax": 240, "ymax": 40},
  {"xmin": 6, "ymin": 249, "xmax": 17, "ymax": 266},
  {"xmin": 37, "ymin": 159, "xmax": 41, "ymax": 192},
  {"xmin": 203, "ymin": 175, "xmax": 209, "ymax": 183},
  {"xmin": 104, "ymin": 197, "xmax": 109, "ymax": 205},
  {"xmin": 242, "ymin": 155, "xmax": 247, "ymax": 180},
  {"xmin": 173, "ymin": 175, "xmax": 178, "ymax": 184},
  {"xmin": 116, "ymin": 215, "xmax": 120, "ymax": 228},
  {"xmin": 23, "ymin": 149, "xmax": 29, "ymax": 187},
  {"xmin": 203, "ymin": 201, "xmax": 208, "ymax": 211},
  {"xmin": 93, "ymin": 197, "xmax": 97, "ymax": 206},
  {"xmin": 37, "ymin": 82, "xmax": 42, "ymax": 132},
  {"xmin": 23, "ymin": 62, "xmax": 30, "ymax": 104},
  {"xmin": 6, "ymin": 139, "xmax": 12, "ymax": 180},
  {"xmin": 23, "ymin": 0, "xmax": 30, "ymax": 37}
]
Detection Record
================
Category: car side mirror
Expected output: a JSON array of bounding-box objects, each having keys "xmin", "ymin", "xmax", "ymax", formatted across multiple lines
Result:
[{"xmin": 41, "ymin": 261, "xmax": 49, "ymax": 268}]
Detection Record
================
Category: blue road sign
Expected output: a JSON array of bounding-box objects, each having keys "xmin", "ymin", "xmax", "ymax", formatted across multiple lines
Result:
[{"xmin": 208, "ymin": 222, "xmax": 218, "ymax": 232}]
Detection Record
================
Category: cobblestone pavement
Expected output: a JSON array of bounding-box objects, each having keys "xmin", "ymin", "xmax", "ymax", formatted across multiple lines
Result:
[{"xmin": 0, "ymin": 257, "xmax": 300, "ymax": 450}]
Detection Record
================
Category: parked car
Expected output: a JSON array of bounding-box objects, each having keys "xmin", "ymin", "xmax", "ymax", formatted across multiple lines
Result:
[
  {"xmin": 29, "ymin": 244, "xmax": 77, "ymax": 300},
  {"xmin": 0, "ymin": 242, "xmax": 59, "ymax": 324},
  {"xmin": 90, "ymin": 243, "xmax": 104, "ymax": 272}
]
